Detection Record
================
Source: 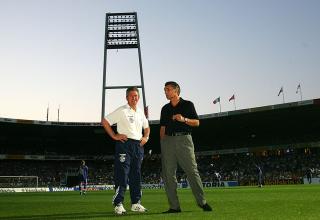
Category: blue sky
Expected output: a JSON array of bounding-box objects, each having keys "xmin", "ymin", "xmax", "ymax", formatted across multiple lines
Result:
[{"xmin": 0, "ymin": 0, "xmax": 319, "ymax": 122}]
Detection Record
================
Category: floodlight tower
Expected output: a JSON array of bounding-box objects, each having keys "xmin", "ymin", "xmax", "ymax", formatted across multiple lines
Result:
[{"xmin": 101, "ymin": 12, "xmax": 147, "ymax": 120}]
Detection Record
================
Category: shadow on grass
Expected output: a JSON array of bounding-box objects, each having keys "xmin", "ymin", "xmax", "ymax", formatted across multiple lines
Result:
[{"xmin": 0, "ymin": 210, "xmax": 193, "ymax": 220}]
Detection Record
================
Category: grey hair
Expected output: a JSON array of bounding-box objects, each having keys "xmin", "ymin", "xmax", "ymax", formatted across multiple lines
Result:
[
  {"xmin": 165, "ymin": 81, "xmax": 180, "ymax": 95},
  {"xmin": 126, "ymin": 87, "xmax": 140, "ymax": 97}
]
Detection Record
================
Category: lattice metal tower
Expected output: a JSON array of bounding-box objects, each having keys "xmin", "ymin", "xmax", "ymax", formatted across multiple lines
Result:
[{"xmin": 101, "ymin": 12, "xmax": 147, "ymax": 120}]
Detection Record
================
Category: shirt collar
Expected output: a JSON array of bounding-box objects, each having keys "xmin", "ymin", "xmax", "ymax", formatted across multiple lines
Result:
[
  {"xmin": 125, "ymin": 104, "xmax": 138, "ymax": 112},
  {"xmin": 170, "ymin": 97, "xmax": 184, "ymax": 107}
]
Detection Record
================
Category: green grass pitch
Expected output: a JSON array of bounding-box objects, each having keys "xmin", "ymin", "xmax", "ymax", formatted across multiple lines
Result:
[{"xmin": 1, "ymin": 185, "xmax": 320, "ymax": 219}]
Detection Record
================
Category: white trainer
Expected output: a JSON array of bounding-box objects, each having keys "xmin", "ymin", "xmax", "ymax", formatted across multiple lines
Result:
[
  {"xmin": 114, "ymin": 203, "xmax": 126, "ymax": 215},
  {"xmin": 131, "ymin": 203, "xmax": 147, "ymax": 212}
]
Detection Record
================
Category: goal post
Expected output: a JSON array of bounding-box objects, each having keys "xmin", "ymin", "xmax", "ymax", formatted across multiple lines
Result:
[{"xmin": 0, "ymin": 176, "xmax": 39, "ymax": 188}]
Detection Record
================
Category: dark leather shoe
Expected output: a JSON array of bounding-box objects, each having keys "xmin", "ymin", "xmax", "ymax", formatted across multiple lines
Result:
[
  {"xmin": 201, "ymin": 203, "xmax": 213, "ymax": 211},
  {"xmin": 162, "ymin": 208, "xmax": 181, "ymax": 213}
]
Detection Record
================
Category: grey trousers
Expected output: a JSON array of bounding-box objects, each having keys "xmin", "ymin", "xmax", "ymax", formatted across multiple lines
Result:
[{"xmin": 161, "ymin": 135, "xmax": 206, "ymax": 209}]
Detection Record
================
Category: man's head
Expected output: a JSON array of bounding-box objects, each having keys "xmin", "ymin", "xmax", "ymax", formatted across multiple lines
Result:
[
  {"xmin": 165, "ymin": 81, "xmax": 180, "ymax": 95},
  {"xmin": 126, "ymin": 87, "xmax": 140, "ymax": 109},
  {"xmin": 81, "ymin": 160, "xmax": 85, "ymax": 166},
  {"xmin": 164, "ymin": 81, "xmax": 180, "ymax": 100}
]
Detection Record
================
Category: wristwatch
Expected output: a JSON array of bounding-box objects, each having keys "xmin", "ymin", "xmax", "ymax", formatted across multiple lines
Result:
[{"xmin": 184, "ymin": 117, "xmax": 188, "ymax": 123}]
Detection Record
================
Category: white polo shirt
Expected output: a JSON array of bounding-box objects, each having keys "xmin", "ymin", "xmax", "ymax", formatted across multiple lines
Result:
[{"xmin": 105, "ymin": 104, "xmax": 149, "ymax": 140}]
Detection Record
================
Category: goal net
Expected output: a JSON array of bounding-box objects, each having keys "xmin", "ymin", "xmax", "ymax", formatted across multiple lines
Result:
[{"xmin": 0, "ymin": 176, "xmax": 39, "ymax": 188}]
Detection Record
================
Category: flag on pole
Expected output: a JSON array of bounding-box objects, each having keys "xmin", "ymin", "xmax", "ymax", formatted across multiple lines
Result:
[
  {"xmin": 296, "ymin": 83, "xmax": 301, "ymax": 94},
  {"xmin": 229, "ymin": 94, "xmax": 235, "ymax": 102},
  {"xmin": 213, "ymin": 97, "xmax": 220, "ymax": 104},
  {"xmin": 277, "ymin": 87, "xmax": 283, "ymax": 96}
]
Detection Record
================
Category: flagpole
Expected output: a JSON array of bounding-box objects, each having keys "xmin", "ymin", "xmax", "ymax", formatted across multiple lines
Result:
[
  {"xmin": 58, "ymin": 105, "xmax": 60, "ymax": 122},
  {"xmin": 278, "ymin": 86, "xmax": 285, "ymax": 103},
  {"xmin": 299, "ymin": 85, "xmax": 303, "ymax": 101},
  {"xmin": 46, "ymin": 103, "xmax": 49, "ymax": 121},
  {"xmin": 229, "ymin": 94, "xmax": 236, "ymax": 110}
]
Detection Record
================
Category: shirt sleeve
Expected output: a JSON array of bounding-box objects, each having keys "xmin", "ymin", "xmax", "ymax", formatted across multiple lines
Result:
[
  {"xmin": 142, "ymin": 113, "xmax": 149, "ymax": 129},
  {"xmin": 105, "ymin": 107, "xmax": 121, "ymax": 125},
  {"xmin": 188, "ymin": 102, "xmax": 199, "ymax": 119}
]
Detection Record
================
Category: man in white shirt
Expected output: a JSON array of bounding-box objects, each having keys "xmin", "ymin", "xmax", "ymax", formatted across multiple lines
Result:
[{"xmin": 102, "ymin": 87, "xmax": 150, "ymax": 215}]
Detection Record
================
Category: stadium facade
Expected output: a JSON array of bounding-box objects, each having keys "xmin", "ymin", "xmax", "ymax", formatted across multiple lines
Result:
[
  {"xmin": 0, "ymin": 98, "xmax": 319, "ymax": 158},
  {"xmin": 1, "ymin": 98, "xmax": 320, "ymax": 188}
]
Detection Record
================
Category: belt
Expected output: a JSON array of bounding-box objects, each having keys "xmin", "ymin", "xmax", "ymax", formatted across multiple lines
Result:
[
  {"xmin": 167, "ymin": 132, "xmax": 191, "ymax": 136},
  {"xmin": 127, "ymin": 138, "xmax": 140, "ymax": 143}
]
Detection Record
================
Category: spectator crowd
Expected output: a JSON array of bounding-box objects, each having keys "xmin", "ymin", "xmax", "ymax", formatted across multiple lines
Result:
[{"xmin": 0, "ymin": 148, "xmax": 319, "ymax": 187}]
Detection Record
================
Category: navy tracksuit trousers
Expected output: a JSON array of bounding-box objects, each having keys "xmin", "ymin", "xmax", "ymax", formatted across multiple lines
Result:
[{"xmin": 113, "ymin": 139, "xmax": 144, "ymax": 206}]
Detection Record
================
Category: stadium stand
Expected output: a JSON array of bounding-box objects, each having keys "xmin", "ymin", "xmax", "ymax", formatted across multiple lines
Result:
[{"xmin": 1, "ymin": 98, "xmax": 320, "ymax": 186}]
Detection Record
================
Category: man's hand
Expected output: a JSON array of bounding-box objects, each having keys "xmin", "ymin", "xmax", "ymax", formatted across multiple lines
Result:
[
  {"xmin": 102, "ymin": 118, "xmax": 128, "ymax": 143},
  {"xmin": 113, "ymin": 134, "xmax": 128, "ymax": 143},
  {"xmin": 172, "ymin": 114, "xmax": 185, "ymax": 122},
  {"xmin": 140, "ymin": 136, "xmax": 149, "ymax": 146}
]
